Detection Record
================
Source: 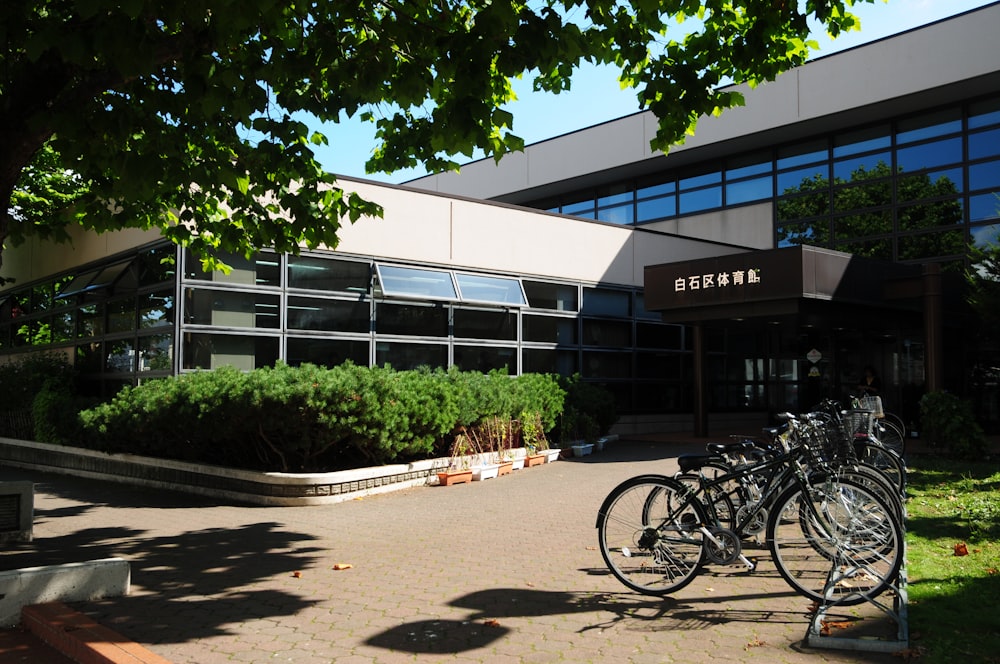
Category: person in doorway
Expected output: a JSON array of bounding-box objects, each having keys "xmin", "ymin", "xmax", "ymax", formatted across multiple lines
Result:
[{"xmin": 857, "ymin": 365, "xmax": 881, "ymax": 397}]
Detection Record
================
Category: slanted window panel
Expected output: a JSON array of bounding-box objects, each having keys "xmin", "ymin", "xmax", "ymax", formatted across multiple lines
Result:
[
  {"xmin": 287, "ymin": 296, "xmax": 370, "ymax": 333},
  {"xmin": 138, "ymin": 334, "xmax": 173, "ymax": 372},
  {"xmin": 523, "ymin": 281, "xmax": 577, "ymax": 311},
  {"xmin": 288, "ymin": 256, "xmax": 371, "ymax": 293},
  {"xmin": 286, "ymin": 337, "xmax": 369, "ymax": 368},
  {"xmin": 453, "ymin": 345, "xmax": 516, "ymax": 373},
  {"xmin": 833, "ymin": 125, "xmax": 891, "ymax": 157},
  {"xmin": 453, "ymin": 308, "xmax": 516, "ymax": 341},
  {"xmin": 182, "ymin": 333, "xmax": 279, "ymax": 370},
  {"xmin": 454, "ymin": 273, "xmax": 526, "ymax": 306},
  {"xmin": 375, "ymin": 342, "xmax": 447, "ymax": 371},
  {"xmin": 522, "ymin": 349, "xmax": 577, "ymax": 376},
  {"xmin": 376, "ymin": 265, "xmax": 457, "ymax": 301},
  {"xmin": 896, "ymin": 108, "xmax": 962, "ymax": 144},
  {"xmin": 375, "ymin": 302, "xmax": 448, "ymax": 337},
  {"xmin": 183, "ymin": 289, "xmax": 280, "ymax": 329},
  {"xmin": 522, "ymin": 315, "xmax": 577, "ymax": 343}
]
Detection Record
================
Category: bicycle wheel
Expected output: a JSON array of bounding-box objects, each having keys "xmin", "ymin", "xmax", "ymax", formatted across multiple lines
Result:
[
  {"xmin": 854, "ymin": 440, "xmax": 907, "ymax": 494},
  {"xmin": 597, "ymin": 475, "xmax": 707, "ymax": 595},
  {"xmin": 767, "ymin": 476, "xmax": 903, "ymax": 606},
  {"xmin": 873, "ymin": 419, "xmax": 906, "ymax": 458}
]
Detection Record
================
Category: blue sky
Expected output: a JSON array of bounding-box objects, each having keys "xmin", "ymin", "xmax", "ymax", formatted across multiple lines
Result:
[{"xmin": 311, "ymin": 0, "xmax": 995, "ymax": 184}]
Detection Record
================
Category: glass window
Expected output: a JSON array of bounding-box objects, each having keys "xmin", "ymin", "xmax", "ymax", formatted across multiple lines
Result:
[
  {"xmin": 679, "ymin": 187, "xmax": 722, "ymax": 214},
  {"xmin": 833, "ymin": 125, "xmax": 891, "ymax": 157},
  {"xmin": 374, "ymin": 342, "xmax": 448, "ymax": 371},
  {"xmin": 453, "ymin": 345, "xmax": 516, "ymax": 373},
  {"xmin": 582, "ymin": 351, "xmax": 632, "ymax": 379},
  {"xmin": 182, "ymin": 333, "xmax": 279, "ymax": 370},
  {"xmin": 971, "ymin": 223, "xmax": 1000, "ymax": 249},
  {"xmin": 107, "ymin": 296, "xmax": 136, "ymax": 333},
  {"xmin": 50, "ymin": 311, "xmax": 74, "ymax": 343},
  {"xmin": 637, "ymin": 179, "xmax": 675, "ymax": 199},
  {"xmin": 897, "ymin": 228, "xmax": 966, "ymax": 261},
  {"xmin": 635, "ymin": 351, "xmax": 684, "ymax": 379},
  {"xmin": 523, "ymin": 348, "xmax": 577, "ymax": 376},
  {"xmin": 76, "ymin": 342, "xmax": 102, "ymax": 373},
  {"xmin": 833, "ymin": 180, "xmax": 892, "ymax": 212},
  {"xmin": 185, "ymin": 251, "xmax": 280, "ymax": 288},
  {"xmin": 834, "ymin": 210, "xmax": 892, "ymax": 238},
  {"xmin": 453, "ymin": 308, "xmax": 516, "ymax": 340},
  {"xmin": 970, "ymin": 193, "xmax": 1000, "ymax": 222},
  {"xmin": 286, "ymin": 337, "xmax": 369, "ymax": 368},
  {"xmin": 287, "ymin": 296, "xmax": 370, "ymax": 333},
  {"xmin": 776, "ymin": 191, "xmax": 830, "ymax": 221},
  {"xmin": 898, "ymin": 198, "xmax": 964, "ymax": 232},
  {"xmin": 896, "ymin": 137, "xmax": 962, "ymax": 172},
  {"xmin": 77, "ymin": 303, "xmax": 104, "ymax": 338},
  {"xmin": 636, "ymin": 322, "xmax": 682, "ymax": 349},
  {"xmin": 522, "ymin": 314, "xmax": 577, "ymax": 343},
  {"xmin": 725, "ymin": 177, "xmax": 771, "ymax": 205},
  {"xmin": 596, "ymin": 203, "xmax": 635, "ymax": 224},
  {"xmin": 833, "ymin": 152, "xmax": 891, "ymax": 182},
  {"xmin": 523, "ymin": 281, "xmax": 577, "ymax": 311},
  {"xmin": 969, "ymin": 127, "xmax": 1000, "ymax": 161},
  {"xmin": 970, "ymin": 160, "xmax": 1000, "ymax": 192},
  {"xmin": 105, "ymin": 339, "xmax": 135, "ymax": 373},
  {"xmin": 455, "ymin": 273, "xmax": 527, "ymax": 305},
  {"xmin": 777, "ymin": 220, "xmax": 830, "ymax": 248},
  {"xmin": 56, "ymin": 270, "xmax": 100, "ymax": 300},
  {"xmin": 183, "ymin": 289, "xmax": 280, "ymax": 329},
  {"xmin": 375, "ymin": 302, "xmax": 448, "ymax": 337},
  {"xmin": 969, "ymin": 96, "xmax": 1000, "ymax": 129},
  {"xmin": 562, "ymin": 198, "xmax": 596, "ymax": 217},
  {"xmin": 777, "ymin": 165, "xmax": 829, "ymax": 193},
  {"xmin": 636, "ymin": 195, "xmax": 676, "ymax": 221},
  {"xmin": 375, "ymin": 264, "xmax": 457, "ymax": 300},
  {"xmin": 582, "ymin": 319, "xmax": 632, "ymax": 347},
  {"xmin": 679, "ymin": 170, "xmax": 721, "ymax": 189},
  {"xmin": 833, "ymin": 237, "xmax": 892, "ymax": 261},
  {"xmin": 138, "ymin": 334, "xmax": 173, "ymax": 372},
  {"xmin": 597, "ymin": 186, "xmax": 633, "ymax": 207},
  {"xmin": 31, "ymin": 282, "xmax": 55, "ymax": 313},
  {"xmin": 582, "ymin": 287, "xmax": 630, "ymax": 317},
  {"xmin": 896, "ymin": 108, "xmax": 962, "ymax": 144},
  {"xmin": 727, "ymin": 152, "xmax": 772, "ymax": 179},
  {"xmin": 777, "ymin": 140, "xmax": 828, "ymax": 169},
  {"xmin": 139, "ymin": 291, "xmax": 174, "ymax": 329},
  {"xmin": 288, "ymin": 256, "xmax": 371, "ymax": 293},
  {"xmin": 898, "ymin": 168, "xmax": 963, "ymax": 203},
  {"xmin": 633, "ymin": 294, "xmax": 660, "ymax": 321},
  {"xmin": 135, "ymin": 245, "xmax": 176, "ymax": 286}
]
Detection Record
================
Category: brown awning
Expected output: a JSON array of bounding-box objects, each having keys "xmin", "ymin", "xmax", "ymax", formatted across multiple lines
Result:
[{"xmin": 644, "ymin": 245, "xmax": 924, "ymax": 323}]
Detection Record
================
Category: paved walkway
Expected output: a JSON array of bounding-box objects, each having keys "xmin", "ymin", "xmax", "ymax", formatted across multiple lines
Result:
[{"xmin": 1, "ymin": 438, "xmax": 904, "ymax": 663}]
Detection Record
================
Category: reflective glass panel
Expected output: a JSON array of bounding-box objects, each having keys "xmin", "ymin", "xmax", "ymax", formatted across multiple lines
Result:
[
  {"xmin": 777, "ymin": 220, "xmax": 829, "ymax": 247},
  {"xmin": 833, "ymin": 237, "xmax": 892, "ymax": 261},
  {"xmin": 897, "ymin": 229, "xmax": 966, "ymax": 260},
  {"xmin": 679, "ymin": 187, "xmax": 722, "ymax": 214},
  {"xmin": 898, "ymin": 168, "xmax": 963, "ymax": 202},
  {"xmin": 777, "ymin": 140, "xmax": 828, "ymax": 169},
  {"xmin": 376, "ymin": 265, "xmax": 457, "ymax": 300},
  {"xmin": 971, "ymin": 223, "xmax": 1000, "ymax": 248},
  {"xmin": 287, "ymin": 296, "xmax": 370, "ymax": 333},
  {"xmin": 969, "ymin": 96, "xmax": 1000, "ymax": 129},
  {"xmin": 453, "ymin": 308, "xmax": 516, "ymax": 340},
  {"xmin": 105, "ymin": 339, "xmax": 135, "ymax": 373},
  {"xmin": 897, "ymin": 108, "xmax": 962, "ymax": 144},
  {"xmin": 726, "ymin": 177, "xmax": 771, "ymax": 204},
  {"xmin": 562, "ymin": 198, "xmax": 596, "ymax": 217},
  {"xmin": 597, "ymin": 186, "xmax": 633, "ymax": 207},
  {"xmin": 522, "ymin": 348, "xmax": 577, "ymax": 376},
  {"xmin": 970, "ymin": 159, "xmax": 1000, "ymax": 191},
  {"xmin": 582, "ymin": 319, "xmax": 632, "ymax": 347},
  {"xmin": 777, "ymin": 165, "xmax": 829, "ymax": 193},
  {"xmin": 523, "ymin": 281, "xmax": 577, "ymax": 311},
  {"xmin": 596, "ymin": 203, "xmax": 635, "ymax": 224},
  {"xmin": 582, "ymin": 351, "xmax": 632, "ymax": 379},
  {"xmin": 138, "ymin": 334, "xmax": 173, "ymax": 372},
  {"xmin": 636, "ymin": 195, "xmax": 676, "ymax": 221},
  {"xmin": 970, "ymin": 193, "xmax": 1000, "ymax": 222},
  {"xmin": 288, "ymin": 256, "xmax": 371, "ymax": 293},
  {"xmin": 776, "ymin": 191, "xmax": 829, "ymax": 221},
  {"xmin": 833, "ymin": 125, "xmax": 891, "ymax": 157},
  {"xmin": 375, "ymin": 302, "xmax": 448, "ymax": 337},
  {"xmin": 286, "ymin": 337, "xmax": 369, "ymax": 368},
  {"xmin": 833, "ymin": 180, "xmax": 892, "ymax": 212},
  {"xmin": 635, "ymin": 351, "xmax": 684, "ymax": 379},
  {"xmin": 898, "ymin": 198, "xmax": 964, "ymax": 231},
  {"xmin": 834, "ymin": 210, "xmax": 892, "ymax": 238},
  {"xmin": 896, "ymin": 137, "xmax": 962, "ymax": 172},
  {"xmin": 183, "ymin": 289, "xmax": 280, "ymax": 329},
  {"xmin": 969, "ymin": 127, "xmax": 1000, "ymax": 160},
  {"xmin": 833, "ymin": 152, "xmax": 891, "ymax": 181},
  {"xmin": 185, "ymin": 251, "xmax": 280, "ymax": 287},
  {"xmin": 522, "ymin": 314, "xmax": 577, "ymax": 343},
  {"xmin": 135, "ymin": 245, "xmax": 176, "ymax": 286},
  {"xmin": 374, "ymin": 342, "xmax": 448, "ymax": 371},
  {"xmin": 453, "ymin": 345, "xmax": 516, "ymax": 373},
  {"xmin": 107, "ymin": 297, "xmax": 136, "ymax": 333},
  {"xmin": 139, "ymin": 291, "xmax": 174, "ymax": 329},
  {"xmin": 636, "ymin": 322, "xmax": 682, "ymax": 349},
  {"xmin": 76, "ymin": 342, "xmax": 102, "ymax": 372},
  {"xmin": 455, "ymin": 273, "xmax": 527, "ymax": 305},
  {"xmin": 582, "ymin": 288, "xmax": 630, "ymax": 317},
  {"xmin": 726, "ymin": 152, "xmax": 772, "ymax": 179},
  {"xmin": 679, "ymin": 171, "xmax": 721, "ymax": 189},
  {"xmin": 182, "ymin": 333, "xmax": 279, "ymax": 370},
  {"xmin": 77, "ymin": 303, "xmax": 104, "ymax": 338},
  {"xmin": 637, "ymin": 180, "xmax": 675, "ymax": 199}
]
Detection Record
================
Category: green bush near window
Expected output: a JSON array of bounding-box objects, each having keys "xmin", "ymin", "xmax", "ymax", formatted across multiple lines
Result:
[
  {"xmin": 76, "ymin": 363, "xmax": 566, "ymax": 472},
  {"xmin": 919, "ymin": 390, "xmax": 988, "ymax": 458},
  {"xmin": 555, "ymin": 375, "xmax": 618, "ymax": 444}
]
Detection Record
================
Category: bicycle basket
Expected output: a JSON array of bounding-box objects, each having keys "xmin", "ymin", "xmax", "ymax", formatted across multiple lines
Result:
[{"xmin": 857, "ymin": 395, "xmax": 885, "ymax": 418}]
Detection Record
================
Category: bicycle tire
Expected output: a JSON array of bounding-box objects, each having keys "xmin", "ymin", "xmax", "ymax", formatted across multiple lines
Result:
[
  {"xmin": 853, "ymin": 440, "xmax": 907, "ymax": 494},
  {"xmin": 874, "ymin": 419, "xmax": 906, "ymax": 458},
  {"xmin": 767, "ymin": 475, "xmax": 904, "ymax": 606},
  {"xmin": 597, "ymin": 475, "xmax": 707, "ymax": 595}
]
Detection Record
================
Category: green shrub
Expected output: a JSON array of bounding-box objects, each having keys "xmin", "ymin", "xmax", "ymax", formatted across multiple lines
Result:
[
  {"xmin": 919, "ymin": 391, "xmax": 988, "ymax": 458},
  {"xmin": 555, "ymin": 375, "xmax": 617, "ymax": 444}
]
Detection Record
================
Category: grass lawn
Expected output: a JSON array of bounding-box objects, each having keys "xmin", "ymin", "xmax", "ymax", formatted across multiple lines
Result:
[{"xmin": 905, "ymin": 456, "xmax": 1000, "ymax": 663}]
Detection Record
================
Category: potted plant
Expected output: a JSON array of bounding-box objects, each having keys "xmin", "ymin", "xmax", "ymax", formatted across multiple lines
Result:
[
  {"xmin": 437, "ymin": 431, "xmax": 474, "ymax": 486},
  {"xmin": 519, "ymin": 411, "xmax": 549, "ymax": 467}
]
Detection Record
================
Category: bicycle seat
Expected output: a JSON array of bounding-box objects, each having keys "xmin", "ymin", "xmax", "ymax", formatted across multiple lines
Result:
[
  {"xmin": 677, "ymin": 454, "xmax": 726, "ymax": 473},
  {"xmin": 705, "ymin": 440, "xmax": 757, "ymax": 456}
]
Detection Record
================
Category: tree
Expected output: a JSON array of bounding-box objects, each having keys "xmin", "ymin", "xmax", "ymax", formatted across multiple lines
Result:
[{"xmin": 2, "ymin": 1, "xmax": 877, "ymax": 278}]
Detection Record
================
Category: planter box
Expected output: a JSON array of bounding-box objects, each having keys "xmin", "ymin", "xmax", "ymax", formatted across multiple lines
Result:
[
  {"xmin": 572, "ymin": 443, "xmax": 594, "ymax": 457},
  {"xmin": 523, "ymin": 454, "xmax": 546, "ymax": 467},
  {"xmin": 437, "ymin": 470, "xmax": 473, "ymax": 486},
  {"xmin": 510, "ymin": 457, "xmax": 525, "ymax": 470},
  {"xmin": 497, "ymin": 461, "xmax": 514, "ymax": 476},
  {"xmin": 472, "ymin": 464, "xmax": 500, "ymax": 481},
  {"xmin": 541, "ymin": 449, "xmax": 561, "ymax": 463}
]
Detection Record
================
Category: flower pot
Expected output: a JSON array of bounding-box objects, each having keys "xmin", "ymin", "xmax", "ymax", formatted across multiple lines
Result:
[
  {"xmin": 472, "ymin": 464, "xmax": 500, "ymax": 481},
  {"xmin": 510, "ymin": 457, "xmax": 525, "ymax": 470},
  {"xmin": 542, "ymin": 449, "xmax": 561, "ymax": 463},
  {"xmin": 497, "ymin": 461, "xmax": 514, "ymax": 476},
  {"xmin": 523, "ymin": 454, "xmax": 546, "ymax": 467},
  {"xmin": 437, "ymin": 469, "xmax": 473, "ymax": 486},
  {"xmin": 572, "ymin": 443, "xmax": 594, "ymax": 457}
]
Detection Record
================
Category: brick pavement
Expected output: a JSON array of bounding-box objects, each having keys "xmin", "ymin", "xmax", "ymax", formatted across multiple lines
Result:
[{"xmin": 1, "ymin": 439, "xmax": 903, "ymax": 663}]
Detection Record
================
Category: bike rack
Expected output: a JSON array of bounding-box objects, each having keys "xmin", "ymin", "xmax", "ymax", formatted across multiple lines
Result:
[{"xmin": 804, "ymin": 540, "xmax": 909, "ymax": 653}]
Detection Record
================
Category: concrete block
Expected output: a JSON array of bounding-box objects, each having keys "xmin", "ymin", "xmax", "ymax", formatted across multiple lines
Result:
[{"xmin": 0, "ymin": 558, "xmax": 130, "ymax": 626}]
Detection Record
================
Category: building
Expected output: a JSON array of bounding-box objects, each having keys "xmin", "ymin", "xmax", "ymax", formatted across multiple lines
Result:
[{"xmin": 2, "ymin": 4, "xmax": 998, "ymax": 435}]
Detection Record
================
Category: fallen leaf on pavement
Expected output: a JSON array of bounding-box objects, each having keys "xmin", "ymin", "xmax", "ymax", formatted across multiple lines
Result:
[
  {"xmin": 333, "ymin": 563, "xmax": 354, "ymax": 570},
  {"xmin": 292, "ymin": 571, "xmax": 302, "ymax": 578},
  {"xmin": 484, "ymin": 619, "xmax": 501, "ymax": 628}
]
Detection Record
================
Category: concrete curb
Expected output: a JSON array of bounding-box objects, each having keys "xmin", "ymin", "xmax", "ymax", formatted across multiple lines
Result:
[
  {"xmin": 22, "ymin": 602, "xmax": 171, "ymax": 664},
  {"xmin": 0, "ymin": 558, "xmax": 130, "ymax": 627}
]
